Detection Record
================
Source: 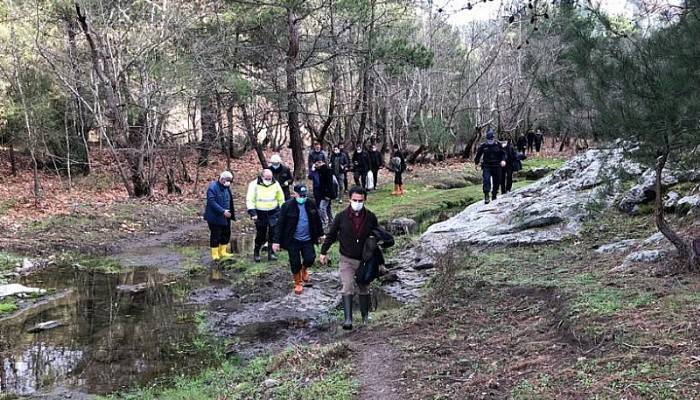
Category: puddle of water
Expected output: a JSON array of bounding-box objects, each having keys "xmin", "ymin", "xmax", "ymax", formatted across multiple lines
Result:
[{"xmin": 0, "ymin": 266, "xmax": 214, "ymax": 397}]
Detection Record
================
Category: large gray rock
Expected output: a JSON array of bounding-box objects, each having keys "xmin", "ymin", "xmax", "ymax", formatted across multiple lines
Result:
[
  {"xmin": 595, "ymin": 239, "xmax": 639, "ymax": 254},
  {"xmin": 664, "ymin": 191, "xmax": 681, "ymax": 211},
  {"xmin": 0, "ymin": 284, "xmax": 46, "ymax": 298},
  {"xmin": 417, "ymin": 148, "xmax": 642, "ymax": 255},
  {"xmin": 619, "ymin": 168, "xmax": 679, "ymax": 214},
  {"xmin": 676, "ymin": 194, "xmax": 700, "ymax": 215}
]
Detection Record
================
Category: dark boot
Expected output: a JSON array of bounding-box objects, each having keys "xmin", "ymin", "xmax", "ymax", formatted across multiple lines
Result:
[
  {"xmin": 253, "ymin": 247, "xmax": 261, "ymax": 263},
  {"xmin": 492, "ymin": 192, "xmax": 498, "ymax": 201},
  {"xmin": 484, "ymin": 192, "xmax": 490, "ymax": 204},
  {"xmin": 342, "ymin": 294, "xmax": 353, "ymax": 330},
  {"xmin": 268, "ymin": 250, "xmax": 277, "ymax": 261},
  {"xmin": 359, "ymin": 294, "xmax": 371, "ymax": 325}
]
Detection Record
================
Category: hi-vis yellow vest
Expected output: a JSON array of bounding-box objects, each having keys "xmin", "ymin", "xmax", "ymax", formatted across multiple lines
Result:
[{"xmin": 246, "ymin": 178, "xmax": 284, "ymax": 211}]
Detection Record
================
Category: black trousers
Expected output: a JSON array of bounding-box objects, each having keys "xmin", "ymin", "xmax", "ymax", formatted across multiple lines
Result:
[
  {"xmin": 394, "ymin": 171, "xmax": 403, "ymax": 185},
  {"xmin": 354, "ymin": 171, "xmax": 367, "ymax": 189},
  {"xmin": 371, "ymin": 168, "xmax": 379, "ymax": 189},
  {"xmin": 208, "ymin": 222, "xmax": 231, "ymax": 248},
  {"xmin": 254, "ymin": 210, "xmax": 278, "ymax": 252},
  {"xmin": 535, "ymin": 139, "xmax": 543, "ymax": 152},
  {"xmin": 342, "ymin": 172, "xmax": 348, "ymax": 192},
  {"xmin": 287, "ymin": 239, "xmax": 316, "ymax": 274},
  {"xmin": 482, "ymin": 166, "xmax": 502, "ymax": 196},
  {"xmin": 500, "ymin": 167, "xmax": 514, "ymax": 194}
]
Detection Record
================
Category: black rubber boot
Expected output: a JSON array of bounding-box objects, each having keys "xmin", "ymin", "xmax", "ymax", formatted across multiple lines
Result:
[
  {"xmin": 359, "ymin": 294, "xmax": 371, "ymax": 325},
  {"xmin": 342, "ymin": 294, "xmax": 353, "ymax": 330},
  {"xmin": 484, "ymin": 192, "xmax": 490, "ymax": 204},
  {"xmin": 253, "ymin": 247, "xmax": 261, "ymax": 263},
  {"xmin": 492, "ymin": 192, "xmax": 498, "ymax": 201},
  {"xmin": 268, "ymin": 250, "xmax": 277, "ymax": 261}
]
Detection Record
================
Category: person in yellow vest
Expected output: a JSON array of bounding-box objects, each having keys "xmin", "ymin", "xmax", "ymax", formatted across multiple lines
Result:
[{"xmin": 246, "ymin": 169, "xmax": 285, "ymax": 262}]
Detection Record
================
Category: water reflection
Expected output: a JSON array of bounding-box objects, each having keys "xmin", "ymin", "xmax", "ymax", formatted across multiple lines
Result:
[{"xmin": 0, "ymin": 266, "xmax": 208, "ymax": 396}]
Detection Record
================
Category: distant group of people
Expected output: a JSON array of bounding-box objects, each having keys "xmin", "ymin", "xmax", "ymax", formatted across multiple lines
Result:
[
  {"xmin": 475, "ymin": 129, "xmax": 527, "ymax": 204},
  {"xmin": 516, "ymin": 128, "xmax": 545, "ymax": 155}
]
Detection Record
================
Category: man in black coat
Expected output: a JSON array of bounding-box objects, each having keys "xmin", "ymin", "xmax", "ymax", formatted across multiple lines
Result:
[
  {"xmin": 320, "ymin": 187, "xmax": 378, "ymax": 330},
  {"xmin": 352, "ymin": 145, "xmax": 370, "ymax": 189},
  {"xmin": 367, "ymin": 144, "xmax": 383, "ymax": 190},
  {"xmin": 270, "ymin": 154, "xmax": 293, "ymax": 200},
  {"xmin": 272, "ymin": 184, "xmax": 324, "ymax": 295},
  {"xmin": 330, "ymin": 145, "xmax": 350, "ymax": 200},
  {"xmin": 475, "ymin": 129, "xmax": 506, "ymax": 204},
  {"xmin": 526, "ymin": 130, "xmax": 536, "ymax": 154},
  {"xmin": 500, "ymin": 139, "xmax": 518, "ymax": 194}
]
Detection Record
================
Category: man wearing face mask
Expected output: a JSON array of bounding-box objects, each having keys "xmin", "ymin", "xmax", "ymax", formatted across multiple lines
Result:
[
  {"xmin": 307, "ymin": 141, "xmax": 327, "ymax": 202},
  {"xmin": 270, "ymin": 154, "xmax": 293, "ymax": 200},
  {"xmin": 352, "ymin": 144, "xmax": 370, "ymax": 189},
  {"xmin": 246, "ymin": 169, "xmax": 285, "ymax": 262},
  {"xmin": 475, "ymin": 129, "xmax": 506, "ymax": 204},
  {"xmin": 203, "ymin": 171, "xmax": 236, "ymax": 261},
  {"xmin": 330, "ymin": 145, "xmax": 349, "ymax": 202},
  {"xmin": 272, "ymin": 184, "xmax": 324, "ymax": 295},
  {"xmin": 368, "ymin": 144, "xmax": 384, "ymax": 191},
  {"xmin": 320, "ymin": 187, "xmax": 379, "ymax": 330},
  {"xmin": 338, "ymin": 143, "xmax": 350, "ymax": 192}
]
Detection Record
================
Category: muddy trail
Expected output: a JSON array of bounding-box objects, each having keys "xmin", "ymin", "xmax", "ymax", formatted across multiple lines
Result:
[{"xmin": 0, "ymin": 221, "xmax": 415, "ymax": 399}]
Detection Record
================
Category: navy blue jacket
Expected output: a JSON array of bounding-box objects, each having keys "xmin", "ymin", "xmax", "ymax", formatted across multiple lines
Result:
[{"xmin": 203, "ymin": 180, "xmax": 235, "ymax": 226}]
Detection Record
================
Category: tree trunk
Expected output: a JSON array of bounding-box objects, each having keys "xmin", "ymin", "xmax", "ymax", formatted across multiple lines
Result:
[
  {"xmin": 654, "ymin": 154, "xmax": 697, "ymax": 270},
  {"xmin": 199, "ymin": 98, "xmax": 217, "ymax": 167},
  {"xmin": 9, "ymin": 144, "xmax": 17, "ymax": 176},
  {"xmin": 240, "ymin": 103, "xmax": 267, "ymax": 170},
  {"xmin": 286, "ymin": 7, "xmax": 305, "ymax": 180}
]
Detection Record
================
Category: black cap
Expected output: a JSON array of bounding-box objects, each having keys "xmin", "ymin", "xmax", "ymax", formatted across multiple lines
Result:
[{"xmin": 293, "ymin": 184, "xmax": 308, "ymax": 197}]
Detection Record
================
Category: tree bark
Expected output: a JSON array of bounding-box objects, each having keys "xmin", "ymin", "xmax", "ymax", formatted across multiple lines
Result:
[
  {"xmin": 286, "ymin": 7, "xmax": 305, "ymax": 180},
  {"xmin": 9, "ymin": 144, "xmax": 17, "ymax": 177},
  {"xmin": 240, "ymin": 103, "xmax": 267, "ymax": 170},
  {"xmin": 654, "ymin": 154, "xmax": 697, "ymax": 270}
]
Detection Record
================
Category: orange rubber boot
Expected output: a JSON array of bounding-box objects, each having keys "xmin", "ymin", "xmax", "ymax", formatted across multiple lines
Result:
[
  {"xmin": 391, "ymin": 185, "xmax": 399, "ymax": 195},
  {"xmin": 301, "ymin": 266, "xmax": 310, "ymax": 283},
  {"xmin": 293, "ymin": 272, "xmax": 303, "ymax": 295}
]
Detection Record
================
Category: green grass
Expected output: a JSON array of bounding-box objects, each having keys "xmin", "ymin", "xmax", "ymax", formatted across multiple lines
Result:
[
  {"xmin": 104, "ymin": 343, "xmax": 357, "ymax": 400},
  {"xmin": 521, "ymin": 156, "xmax": 566, "ymax": 170},
  {"xmin": 0, "ymin": 299, "xmax": 18, "ymax": 315}
]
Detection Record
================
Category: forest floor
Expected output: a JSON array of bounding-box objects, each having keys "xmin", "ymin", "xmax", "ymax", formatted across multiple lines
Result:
[{"xmin": 3, "ymin": 145, "xmax": 697, "ymax": 400}]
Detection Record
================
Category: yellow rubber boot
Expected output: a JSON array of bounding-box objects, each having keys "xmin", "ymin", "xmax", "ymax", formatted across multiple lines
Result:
[
  {"xmin": 219, "ymin": 244, "xmax": 232, "ymax": 259},
  {"xmin": 210, "ymin": 247, "xmax": 221, "ymax": 261}
]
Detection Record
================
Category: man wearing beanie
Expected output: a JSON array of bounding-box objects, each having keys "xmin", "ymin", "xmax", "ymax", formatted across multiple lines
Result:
[{"xmin": 474, "ymin": 129, "xmax": 506, "ymax": 204}]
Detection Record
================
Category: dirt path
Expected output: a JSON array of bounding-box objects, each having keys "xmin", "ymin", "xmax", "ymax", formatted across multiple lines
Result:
[{"xmin": 352, "ymin": 335, "xmax": 403, "ymax": 400}]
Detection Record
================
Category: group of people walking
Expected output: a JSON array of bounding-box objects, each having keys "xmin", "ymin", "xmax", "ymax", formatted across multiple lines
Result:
[
  {"xmin": 202, "ymin": 130, "xmax": 531, "ymax": 329},
  {"xmin": 202, "ymin": 142, "xmax": 406, "ymax": 329}
]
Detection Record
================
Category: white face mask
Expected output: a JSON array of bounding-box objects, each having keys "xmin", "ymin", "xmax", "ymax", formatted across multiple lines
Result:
[
  {"xmin": 350, "ymin": 201, "xmax": 364, "ymax": 212},
  {"xmin": 223, "ymin": 182, "xmax": 231, "ymax": 187},
  {"xmin": 271, "ymin": 163, "xmax": 280, "ymax": 168},
  {"xmin": 263, "ymin": 179, "xmax": 272, "ymax": 185}
]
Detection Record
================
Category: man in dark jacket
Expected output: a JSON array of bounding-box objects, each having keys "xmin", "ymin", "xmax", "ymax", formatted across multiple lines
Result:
[
  {"xmin": 317, "ymin": 163, "xmax": 338, "ymax": 230},
  {"xmin": 330, "ymin": 145, "xmax": 350, "ymax": 201},
  {"xmin": 307, "ymin": 142, "xmax": 327, "ymax": 201},
  {"xmin": 203, "ymin": 171, "xmax": 236, "ymax": 261},
  {"xmin": 390, "ymin": 144, "xmax": 406, "ymax": 196},
  {"xmin": 526, "ymin": 130, "xmax": 536, "ymax": 154},
  {"xmin": 272, "ymin": 184, "xmax": 324, "ymax": 295},
  {"xmin": 352, "ymin": 145, "xmax": 370, "ymax": 189},
  {"xmin": 338, "ymin": 143, "xmax": 350, "ymax": 191},
  {"xmin": 475, "ymin": 129, "xmax": 506, "ymax": 204},
  {"xmin": 367, "ymin": 144, "xmax": 383, "ymax": 190},
  {"xmin": 320, "ymin": 187, "xmax": 378, "ymax": 330},
  {"xmin": 270, "ymin": 154, "xmax": 293, "ymax": 200},
  {"xmin": 534, "ymin": 128, "xmax": 544, "ymax": 152},
  {"xmin": 500, "ymin": 139, "xmax": 518, "ymax": 194},
  {"xmin": 516, "ymin": 134, "xmax": 527, "ymax": 154}
]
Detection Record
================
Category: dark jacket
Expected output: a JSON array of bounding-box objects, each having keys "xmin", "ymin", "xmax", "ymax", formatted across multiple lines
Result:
[
  {"xmin": 318, "ymin": 164, "xmax": 338, "ymax": 200},
  {"xmin": 330, "ymin": 151, "xmax": 350, "ymax": 175},
  {"xmin": 516, "ymin": 136, "xmax": 527, "ymax": 151},
  {"xmin": 307, "ymin": 150, "xmax": 327, "ymax": 172},
  {"xmin": 352, "ymin": 151, "xmax": 370, "ymax": 174},
  {"xmin": 320, "ymin": 207, "xmax": 379, "ymax": 260},
  {"xmin": 368, "ymin": 150, "xmax": 383, "ymax": 170},
  {"xmin": 474, "ymin": 141, "xmax": 506, "ymax": 167},
  {"xmin": 390, "ymin": 150, "xmax": 406, "ymax": 173},
  {"xmin": 356, "ymin": 227, "xmax": 395, "ymax": 285},
  {"xmin": 273, "ymin": 198, "xmax": 323, "ymax": 249},
  {"xmin": 203, "ymin": 180, "xmax": 235, "ymax": 226},
  {"xmin": 502, "ymin": 143, "xmax": 518, "ymax": 168},
  {"xmin": 271, "ymin": 164, "xmax": 293, "ymax": 198}
]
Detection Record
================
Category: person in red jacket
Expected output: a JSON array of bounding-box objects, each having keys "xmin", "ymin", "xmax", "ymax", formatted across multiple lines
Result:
[{"xmin": 320, "ymin": 186, "xmax": 378, "ymax": 330}]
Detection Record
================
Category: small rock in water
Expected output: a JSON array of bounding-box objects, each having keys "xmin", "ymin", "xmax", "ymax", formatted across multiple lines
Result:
[
  {"xmin": 414, "ymin": 262, "xmax": 435, "ymax": 271},
  {"xmin": 263, "ymin": 378, "xmax": 280, "ymax": 388},
  {"xmin": 22, "ymin": 258, "xmax": 34, "ymax": 270},
  {"xmin": 116, "ymin": 282, "xmax": 150, "ymax": 294},
  {"xmin": 27, "ymin": 320, "xmax": 63, "ymax": 333}
]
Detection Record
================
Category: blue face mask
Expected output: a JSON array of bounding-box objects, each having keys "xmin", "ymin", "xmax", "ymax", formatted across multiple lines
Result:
[{"xmin": 296, "ymin": 197, "xmax": 307, "ymax": 205}]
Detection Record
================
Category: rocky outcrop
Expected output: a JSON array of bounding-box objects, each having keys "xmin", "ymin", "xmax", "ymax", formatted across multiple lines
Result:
[
  {"xmin": 417, "ymin": 148, "xmax": 641, "ymax": 256},
  {"xmin": 387, "ymin": 218, "xmax": 418, "ymax": 236},
  {"xmin": 676, "ymin": 194, "xmax": 700, "ymax": 215},
  {"xmin": 618, "ymin": 168, "xmax": 679, "ymax": 214}
]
